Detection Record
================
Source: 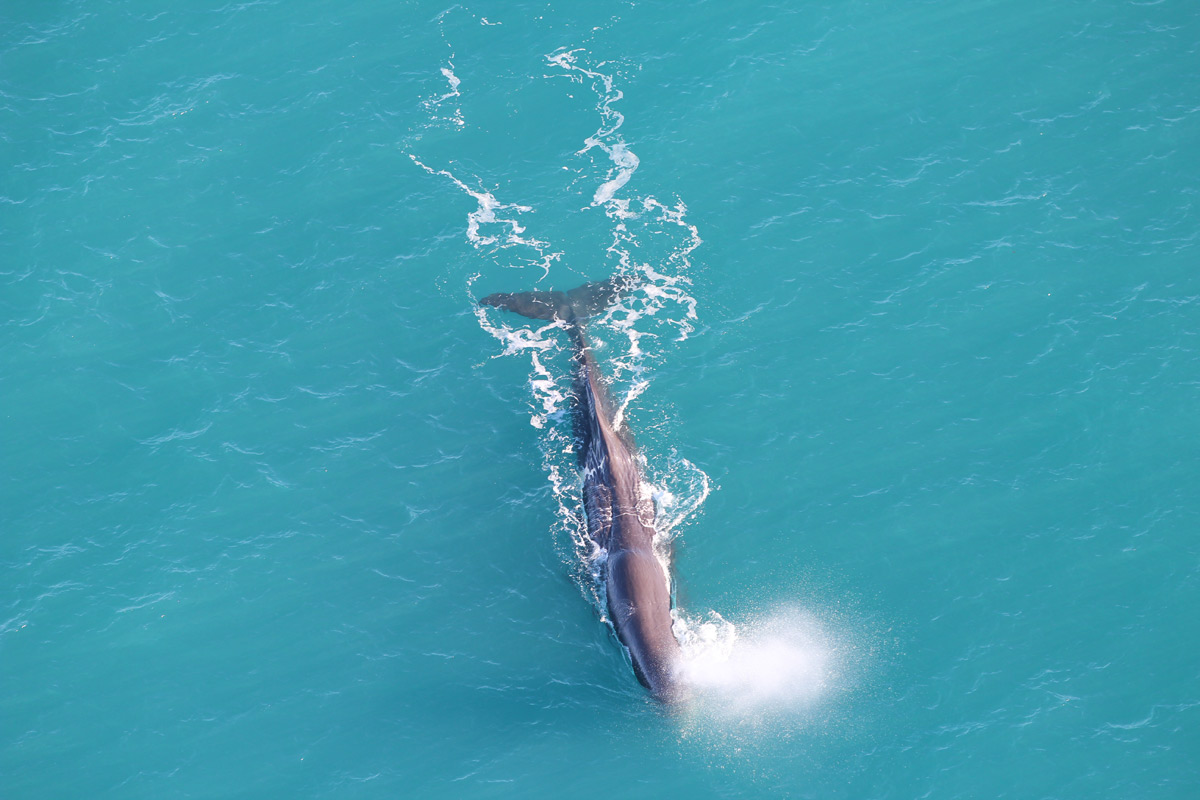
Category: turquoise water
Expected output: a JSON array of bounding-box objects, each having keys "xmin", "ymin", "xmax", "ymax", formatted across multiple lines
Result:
[{"xmin": 4, "ymin": 1, "xmax": 1198, "ymax": 796}]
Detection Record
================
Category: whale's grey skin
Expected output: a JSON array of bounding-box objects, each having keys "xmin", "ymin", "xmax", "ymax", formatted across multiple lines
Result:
[{"xmin": 480, "ymin": 279, "xmax": 682, "ymax": 702}]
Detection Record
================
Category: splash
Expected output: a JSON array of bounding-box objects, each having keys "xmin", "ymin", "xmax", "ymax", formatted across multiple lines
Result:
[{"xmin": 675, "ymin": 607, "xmax": 843, "ymax": 714}]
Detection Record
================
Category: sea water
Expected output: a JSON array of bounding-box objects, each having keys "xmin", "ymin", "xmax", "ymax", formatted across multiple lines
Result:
[{"xmin": 3, "ymin": 1, "xmax": 1198, "ymax": 797}]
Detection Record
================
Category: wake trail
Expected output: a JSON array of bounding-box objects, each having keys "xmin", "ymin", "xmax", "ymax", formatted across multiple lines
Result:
[{"xmin": 415, "ymin": 44, "xmax": 853, "ymax": 722}]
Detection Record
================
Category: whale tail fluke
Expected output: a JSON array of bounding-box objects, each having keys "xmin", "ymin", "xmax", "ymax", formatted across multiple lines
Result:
[{"xmin": 479, "ymin": 274, "xmax": 638, "ymax": 324}]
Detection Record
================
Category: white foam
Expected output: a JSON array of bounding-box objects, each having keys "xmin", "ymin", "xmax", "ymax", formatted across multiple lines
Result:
[
  {"xmin": 438, "ymin": 66, "xmax": 461, "ymax": 100},
  {"xmin": 547, "ymin": 49, "xmax": 640, "ymax": 209},
  {"xmin": 409, "ymin": 156, "xmax": 552, "ymax": 253},
  {"xmin": 591, "ymin": 140, "xmax": 640, "ymax": 205},
  {"xmin": 648, "ymin": 455, "xmax": 711, "ymax": 537},
  {"xmin": 421, "ymin": 61, "xmax": 465, "ymax": 129}
]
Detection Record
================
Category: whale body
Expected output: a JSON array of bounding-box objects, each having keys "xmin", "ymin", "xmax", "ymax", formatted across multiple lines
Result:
[{"xmin": 480, "ymin": 277, "xmax": 682, "ymax": 702}]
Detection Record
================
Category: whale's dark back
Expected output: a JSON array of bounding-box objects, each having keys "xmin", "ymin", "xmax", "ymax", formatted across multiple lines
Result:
[{"xmin": 480, "ymin": 276, "xmax": 682, "ymax": 702}]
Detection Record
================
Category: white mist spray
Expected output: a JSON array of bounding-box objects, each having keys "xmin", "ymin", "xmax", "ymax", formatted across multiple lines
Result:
[{"xmin": 674, "ymin": 606, "xmax": 845, "ymax": 718}]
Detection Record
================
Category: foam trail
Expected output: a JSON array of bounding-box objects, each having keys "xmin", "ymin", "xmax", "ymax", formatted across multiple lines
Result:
[
  {"xmin": 409, "ymin": 156, "xmax": 530, "ymax": 248},
  {"xmin": 409, "ymin": 156, "xmax": 560, "ymax": 278},
  {"xmin": 424, "ymin": 7, "xmax": 471, "ymax": 128},
  {"xmin": 608, "ymin": 197, "xmax": 703, "ymax": 343},
  {"xmin": 547, "ymin": 49, "xmax": 640, "ymax": 208},
  {"xmin": 439, "ymin": 67, "xmax": 461, "ymax": 99},
  {"xmin": 423, "ymin": 59, "xmax": 465, "ymax": 128},
  {"xmin": 470, "ymin": 298, "xmax": 569, "ymax": 428}
]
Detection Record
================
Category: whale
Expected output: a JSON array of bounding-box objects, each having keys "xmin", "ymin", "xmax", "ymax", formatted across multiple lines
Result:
[{"xmin": 480, "ymin": 276, "xmax": 682, "ymax": 702}]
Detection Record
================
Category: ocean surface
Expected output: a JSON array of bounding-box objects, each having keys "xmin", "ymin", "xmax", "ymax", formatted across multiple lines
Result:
[{"xmin": 3, "ymin": 1, "xmax": 1198, "ymax": 797}]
